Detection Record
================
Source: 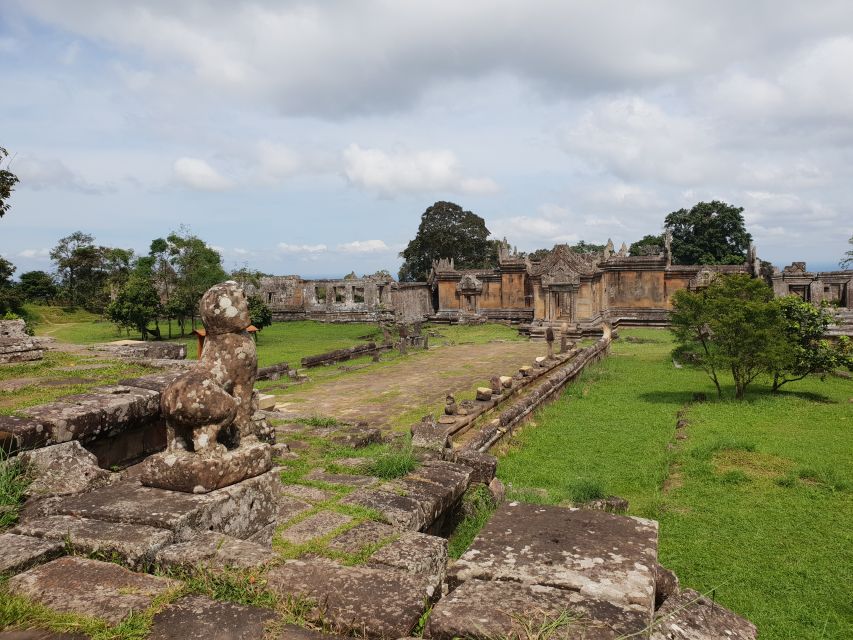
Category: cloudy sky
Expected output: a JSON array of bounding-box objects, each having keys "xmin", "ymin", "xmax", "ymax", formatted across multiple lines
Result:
[{"xmin": 2, "ymin": 1, "xmax": 852, "ymax": 277}]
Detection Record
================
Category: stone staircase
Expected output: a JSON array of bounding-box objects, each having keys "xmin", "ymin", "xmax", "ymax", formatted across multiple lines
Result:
[{"xmin": 827, "ymin": 308, "xmax": 853, "ymax": 338}]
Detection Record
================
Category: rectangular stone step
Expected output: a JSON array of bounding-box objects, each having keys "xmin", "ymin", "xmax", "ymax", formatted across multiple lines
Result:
[
  {"xmin": 266, "ymin": 558, "xmax": 428, "ymax": 638},
  {"xmin": 149, "ymin": 594, "xmax": 275, "ymax": 640},
  {"xmin": 449, "ymin": 503, "xmax": 658, "ymax": 621},
  {"xmin": 155, "ymin": 531, "xmax": 277, "ymax": 571},
  {"xmin": 12, "ymin": 515, "xmax": 173, "ymax": 569},
  {"xmin": 0, "ymin": 533, "xmax": 64, "ymax": 576},
  {"xmin": 7, "ymin": 556, "xmax": 178, "ymax": 625}
]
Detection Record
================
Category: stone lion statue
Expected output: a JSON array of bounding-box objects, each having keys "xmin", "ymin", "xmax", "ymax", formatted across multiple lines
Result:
[{"xmin": 160, "ymin": 281, "xmax": 258, "ymax": 456}]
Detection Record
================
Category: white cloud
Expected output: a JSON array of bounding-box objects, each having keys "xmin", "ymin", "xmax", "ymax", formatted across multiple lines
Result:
[
  {"xmin": 12, "ymin": 155, "xmax": 103, "ymax": 193},
  {"xmin": 342, "ymin": 144, "xmax": 498, "ymax": 197},
  {"xmin": 256, "ymin": 141, "xmax": 301, "ymax": 182},
  {"xmin": 277, "ymin": 242, "xmax": 327, "ymax": 254},
  {"xmin": 173, "ymin": 157, "xmax": 233, "ymax": 191},
  {"xmin": 17, "ymin": 248, "xmax": 50, "ymax": 259},
  {"xmin": 337, "ymin": 239, "xmax": 390, "ymax": 253}
]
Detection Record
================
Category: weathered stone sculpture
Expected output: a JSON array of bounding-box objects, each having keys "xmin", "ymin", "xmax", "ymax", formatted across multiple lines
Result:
[{"xmin": 140, "ymin": 282, "xmax": 272, "ymax": 493}]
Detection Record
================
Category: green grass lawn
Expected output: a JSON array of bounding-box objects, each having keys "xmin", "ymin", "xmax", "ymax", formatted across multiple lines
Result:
[{"xmin": 496, "ymin": 328, "xmax": 852, "ymax": 640}]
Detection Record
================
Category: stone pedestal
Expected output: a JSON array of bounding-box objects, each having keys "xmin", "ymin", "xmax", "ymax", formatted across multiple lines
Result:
[{"xmin": 140, "ymin": 441, "xmax": 272, "ymax": 494}]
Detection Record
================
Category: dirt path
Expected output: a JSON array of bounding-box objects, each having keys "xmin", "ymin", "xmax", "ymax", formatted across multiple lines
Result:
[{"xmin": 272, "ymin": 340, "xmax": 545, "ymax": 430}]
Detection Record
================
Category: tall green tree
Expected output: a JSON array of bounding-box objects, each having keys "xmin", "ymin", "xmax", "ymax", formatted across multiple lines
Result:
[
  {"xmin": 158, "ymin": 229, "xmax": 227, "ymax": 334},
  {"xmin": 770, "ymin": 296, "xmax": 852, "ymax": 392},
  {"xmin": 664, "ymin": 201, "xmax": 752, "ymax": 265},
  {"xmin": 629, "ymin": 234, "xmax": 664, "ymax": 256},
  {"xmin": 0, "ymin": 255, "xmax": 24, "ymax": 316},
  {"xmin": 106, "ymin": 257, "xmax": 161, "ymax": 339},
  {"xmin": 49, "ymin": 231, "xmax": 99, "ymax": 308},
  {"xmin": 670, "ymin": 274, "xmax": 785, "ymax": 399},
  {"xmin": 18, "ymin": 271, "xmax": 57, "ymax": 303},
  {"xmin": 0, "ymin": 146, "xmax": 18, "ymax": 219},
  {"xmin": 398, "ymin": 201, "xmax": 493, "ymax": 281}
]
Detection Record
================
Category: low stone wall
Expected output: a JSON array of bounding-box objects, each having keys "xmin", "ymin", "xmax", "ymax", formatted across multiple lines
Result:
[
  {"xmin": 0, "ymin": 319, "xmax": 44, "ymax": 364},
  {"xmin": 92, "ymin": 341, "xmax": 187, "ymax": 360},
  {"xmin": 301, "ymin": 342, "xmax": 388, "ymax": 368}
]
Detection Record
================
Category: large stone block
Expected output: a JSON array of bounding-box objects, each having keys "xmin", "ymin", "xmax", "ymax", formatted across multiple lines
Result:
[
  {"xmin": 340, "ymin": 489, "xmax": 426, "ymax": 531},
  {"xmin": 12, "ymin": 515, "xmax": 173, "ymax": 569},
  {"xmin": 20, "ymin": 385, "xmax": 160, "ymax": 445},
  {"xmin": 149, "ymin": 595, "xmax": 275, "ymax": 640},
  {"xmin": 450, "ymin": 503, "xmax": 658, "ymax": 620},
  {"xmin": 140, "ymin": 441, "xmax": 273, "ymax": 493},
  {"xmin": 0, "ymin": 416, "xmax": 48, "ymax": 453},
  {"xmin": 426, "ymin": 578, "xmax": 648, "ymax": 640},
  {"xmin": 367, "ymin": 531, "xmax": 447, "ymax": 600},
  {"xmin": 278, "ymin": 511, "xmax": 353, "ymax": 545},
  {"xmin": 7, "ymin": 556, "xmax": 178, "ymax": 624},
  {"xmin": 327, "ymin": 520, "xmax": 397, "ymax": 554},
  {"xmin": 119, "ymin": 370, "xmax": 185, "ymax": 393},
  {"xmin": 0, "ymin": 533, "xmax": 64, "ymax": 576},
  {"xmin": 20, "ymin": 441, "xmax": 112, "ymax": 498},
  {"xmin": 650, "ymin": 588, "xmax": 757, "ymax": 639},
  {"xmin": 266, "ymin": 558, "xmax": 428, "ymax": 638},
  {"xmin": 45, "ymin": 469, "xmax": 282, "ymax": 541},
  {"xmin": 155, "ymin": 531, "xmax": 276, "ymax": 571}
]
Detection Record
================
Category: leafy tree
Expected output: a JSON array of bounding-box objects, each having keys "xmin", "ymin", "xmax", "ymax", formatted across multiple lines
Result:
[
  {"xmin": 247, "ymin": 294, "xmax": 272, "ymax": 332},
  {"xmin": 571, "ymin": 240, "xmax": 605, "ymax": 254},
  {"xmin": 0, "ymin": 255, "xmax": 24, "ymax": 316},
  {"xmin": 770, "ymin": 296, "xmax": 853, "ymax": 392},
  {"xmin": 398, "ymin": 201, "xmax": 493, "ymax": 281},
  {"xmin": 18, "ymin": 271, "xmax": 57, "ymax": 303},
  {"xmin": 148, "ymin": 238, "xmax": 177, "ymax": 338},
  {"xmin": 842, "ymin": 234, "xmax": 853, "ymax": 269},
  {"xmin": 106, "ymin": 257, "xmax": 161, "ymax": 339},
  {"xmin": 629, "ymin": 234, "xmax": 664, "ymax": 257},
  {"xmin": 527, "ymin": 248, "xmax": 551, "ymax": 262},
  {"xmin": 0, "ymin": 146, "xmax": 18, "ymax": 219},
  {"xmin": 670, "ymin": 274, "xmax": 785, "ymax": 399},
  {"xmin": 664, "ymin": 201, "xmax": 752, "ymax": 265},
  {"xmin": 101, "ymin": 247, "xmax": 134, "ymax": 302},
  {"xmin": 230, "ymin": 266, "xmax": 266, "ymax": 290},
  {"xmin": 158, "ymin": 229, "xmax": 227, "ymax": 335}
]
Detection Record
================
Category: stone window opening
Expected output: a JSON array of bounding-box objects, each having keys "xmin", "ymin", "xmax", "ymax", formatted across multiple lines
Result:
[
  {"xmin": 315, "ymin": 286, "xmax": 327, "ymax": 302},
  {"xmin": 353, "ymin": 287, "xmax": 365, "ymax": 303},
  {"xmin": 335, "ymin": 287, "xmax": 346, "ymax": 303},
  {"xmin": 267, "ymin": 292, "xmax": 274, "ymax": 303}
]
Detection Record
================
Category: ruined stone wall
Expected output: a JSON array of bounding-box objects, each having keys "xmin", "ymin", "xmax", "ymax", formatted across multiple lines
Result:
[
  {"xmin": 390, "ymin": 283, "xmax": 433, "ymax": 323},
  {"xmin": 772, "ymin": 267, "xmax": 851, "ymax": 307}
]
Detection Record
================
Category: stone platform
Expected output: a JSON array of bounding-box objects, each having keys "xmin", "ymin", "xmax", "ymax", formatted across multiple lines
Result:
[{"xmin": 140, "ymin": 441, "xmax": 273, "ymax": 493}]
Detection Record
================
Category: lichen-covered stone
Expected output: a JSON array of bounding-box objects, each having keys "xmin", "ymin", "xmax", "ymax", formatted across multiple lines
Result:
[
  {"xmin": 0, "ymin": 320, "xmax": 44, "ymax": 364},
  {"xmin": 155, "ymin": 531, "xmax": 276, "ymax": 571},
  {"xmin": 0, "ymin": 533, "xmax": 64, "ymax": 575},
  {"xmin": 158, "ymin": 282, "xmax": 256, "ymax": 457},
  {"xmin": 426, "ymin": 578, "xmax": 648, "ymax": 640},
  {"xmin": 267, "ymin": 558, "xmax": 428, "ymax": 638},
  {"xmin": 475, "ymin": 387, "xmax": 492, "ymax": 401},
  {"xmin": 650, "ymin": 588, "xmax": 757, "ymax": 639},
  {"xmin": 367, "ymin": 531, "xmax": 447, "ymax": 599},
  {"xmin": 0, "ymin": 415, "xmax": 48, "ymax": 453},
  {"xmin": 340, "ymin": 489, "xmax": 425, "ymax": 531},
  {"xmin": 45, "ymin": 469, "xmax": 282, "ymax": 541},
  {"xmin": 453, "ymin": 450, "xmax": 497, "ymax": 484},
  {"xmin": 20, "ymin": 441, "xmax": 112, "ymax": 498},
  {"xmin": 330, "ymin": 426, "xmax": 382, "ymax": 449},
  {"xmin": 7, "ymin": 557, "xmax": 178, "ymax": 624},
  {"xmin": 12, "ymin": 515, "xmax": 172, "ymax": 569},
  {"xmin": 280, "ymin": 484, "xmax": 332, "ymax": 503},
  {"xmin": 20, "ymin": 385, "xmax": 160, "ymax": 445},
  {"xmin": 149, "ymin": 595, "xmax": 275, "ymax": 640},
  {"xmin": 450, "ymin": 503, "xmax": 658, "ymax": 621},
  {"xmin": 119, "ymin": 370, "xmax": 185, "ymax": 393},
  {"xmin": 140, "ymin": 440, "xmax": 272, "ymax": 493}
]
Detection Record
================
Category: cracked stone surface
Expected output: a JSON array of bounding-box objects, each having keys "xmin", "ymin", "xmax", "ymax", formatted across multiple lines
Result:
[
  {"xmin": 12, "ymin": 515, "xmax": 173, "ymax": 569},
  {"xmin": 340, "ymin": 489, "xmax": 425, "ymax": 531},
  {"xmin": 0, "ymin": 533, "xmax": 64, "ymax": 576},
  {"xmin": 650, "ymin": 588, "xmax": 757, "ymax": 639},
  {"xmin": 7, "ymin": 557, "xmax": 178, "ymax": 624},
  {"xmin": 278, "ymin": 511, "xmax": 353, "ymax": 545},
  {"xmin": 19, "ymin": 442, "xmax": 112, "ymax": 498},
  {"xmin": 449, "ymin": 503, "xmax": 658, "ymax": 619},
  {"xmin": 426, "ymin": 578, "xmax": 649, "ymax": 640},
  {"xmin": 267, "ymin": 558, "xmax": 428, "ymax": 639},
  {"xmin": 367, "ymin": 531, "xmax": 447, "ymax": 599},
  {"xmin": 149, "ymin": 595, "xmax": 275, "ymax": 640},
  {"xmin": 155, "ymin": 531, "xmax": 276, "ymax": 571}
]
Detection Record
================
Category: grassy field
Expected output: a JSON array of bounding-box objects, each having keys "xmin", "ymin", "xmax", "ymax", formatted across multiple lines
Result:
[{"xmin": 494, "ymin": 328, "xmax": 852, "ymax": 639}]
